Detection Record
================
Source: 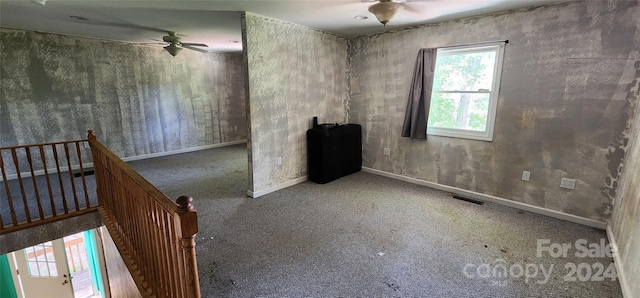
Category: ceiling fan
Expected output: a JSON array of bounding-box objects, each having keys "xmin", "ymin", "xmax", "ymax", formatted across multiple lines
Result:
[
  {"xmin": 367, "ymin": 0, "xmax": 420, "ymax": 25},
  {"xmin": 67, "ymin": 16, "xmax": 210, "ymax": 57},
  {"xmin": 160, "ymin": 32, "xmax": 208, "ymax": 56}
]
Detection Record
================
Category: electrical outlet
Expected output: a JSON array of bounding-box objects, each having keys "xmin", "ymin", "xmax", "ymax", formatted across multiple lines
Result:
[
  {"xmin": 175, "ymin": 131, "xmax": 180, "ymax": 138},
  {"xmin": 234, "ymin": 126, "xmax": 238, "ymax": 131},
  {"xmin": 383, "ymin": 148, "xmax": 390, "ymax": 156},
  {"xmin": 276, "ymin": 157, "xmax": 282, "ymax": 166},
  {"xmin": 560, "ymin": 178, "xmax": 576, "ymax": 190},
  {"xmin": 83, "ymin": 142, "xmax": 90, "ymax": 149},
  {"xmin": 522, "ymin": 171, "xmax": 531, "ymax": 181}
]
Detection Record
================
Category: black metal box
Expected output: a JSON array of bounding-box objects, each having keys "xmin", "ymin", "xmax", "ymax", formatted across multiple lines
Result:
[{"xmin": 307, "ymin": 124, "xmax": 362, "ymax": 184}]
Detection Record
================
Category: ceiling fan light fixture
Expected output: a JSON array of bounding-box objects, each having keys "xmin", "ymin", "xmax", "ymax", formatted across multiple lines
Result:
[
  {"xmin": 164, "ymin": 44, "xmax": 183, "ymax": 57},
  {"xmin": 368, "ymin": 1, "xmax": 404, "ymax": 26}
]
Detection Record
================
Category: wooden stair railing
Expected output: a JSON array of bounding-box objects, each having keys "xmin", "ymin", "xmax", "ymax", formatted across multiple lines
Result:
[
  {"xmin": 1, "ymin": 132, "xmax": 201, "ymax": 297},
  {"xmin": 0, "ymin": 138, "xmax": 97, "ymax": 234},
  {"xmin": 88, "ymin": 130, "xmax": 200, "ymax": 298}
]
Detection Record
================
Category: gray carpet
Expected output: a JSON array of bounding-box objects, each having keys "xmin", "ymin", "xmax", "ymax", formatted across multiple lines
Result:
[
  {"xmin": 128, "ymin": 144, "xmax": 622, "ymax": 298},
  {"xmin": 1, "ymin": 171, "xmax": 97, "ymax": 226}
]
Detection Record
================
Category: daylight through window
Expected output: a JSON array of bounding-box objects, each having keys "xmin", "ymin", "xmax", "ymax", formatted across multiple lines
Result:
[
  {"xmin": 24, "ymin": 242, "xmax": 58, "ymax": 277},
  {"xmin": 427, "ymin": 43, "xmax": 505, "ymax": 141}
]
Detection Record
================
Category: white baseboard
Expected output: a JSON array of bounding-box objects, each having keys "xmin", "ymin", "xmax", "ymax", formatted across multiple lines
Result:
[
  {"xmin": 606, "ymin": 225, "xmax": 633, "ymax": 298},
  {"xmin": 362, "ymin": 167, "xmax": 607, "ymax": 230},
  {"xmin": 247, "ymin": 176, "xmax": 308, "ymax": 198},
  {"xmin": 120, "ymin": 140, "xmax": 247, "ymax": 163},
  {"xmin": 1, "ymin": 162, "xmax": 95, "ymax": 182},
  {"xmin": 1, "ymin": 140, "xmax": 247, "ymax": 181}
]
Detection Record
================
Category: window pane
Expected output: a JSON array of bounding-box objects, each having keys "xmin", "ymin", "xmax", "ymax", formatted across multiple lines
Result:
[
  {"xmin": 433, "ymin": 50, "xmax": 496, "ymax": 92},
  {"xmin": 28, "ymin": 261, "xmax": 40, "ymax": 277},
  {"xmin": 48, "ymin": 262, "xmax": 58, "ymax": 277},
  {"xmin": 38, "ymin": 262, "xmax": 50, "ymax": 276},
  {"xmin": 428, "ymin": 92, "xmax": 490, "ymax": 131},
  {"xmin": 23, "ymin": 242, "xmax": 58, "ymax": 277},
  {"xmin": 26, "ymin": 247, "xmax": 36, "ymax": 262},
  {"xmin": 36, "ymin": 250, "xmax": 47, "ymax": 262}
]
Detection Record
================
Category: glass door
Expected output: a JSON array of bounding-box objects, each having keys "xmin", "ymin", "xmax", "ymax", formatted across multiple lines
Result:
[
  {"xmin": 63, "ymin": 231, "xmax": 102, "ymax": 298},
  {"xmin": 8, "ymin": 229, "xmax": 104, "ymax": 298},
  {"xmin": 12, "ymin": 239, "xmax": 74, "ymax": 297}
]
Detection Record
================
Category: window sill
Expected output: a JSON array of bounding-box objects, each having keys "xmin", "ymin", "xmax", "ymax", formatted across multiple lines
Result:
[{"xmin": 427, "ymin": 128, "xmax": 494, "ymax": 141}]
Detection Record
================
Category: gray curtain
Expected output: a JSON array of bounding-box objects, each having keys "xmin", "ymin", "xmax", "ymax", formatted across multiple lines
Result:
[{"xmin": 401, "ymin": 48, "xmax": 437, "ymax": 139}]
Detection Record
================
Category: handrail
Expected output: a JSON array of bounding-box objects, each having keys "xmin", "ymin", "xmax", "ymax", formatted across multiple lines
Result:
[
  {"xmin": 0, "ymin": 139, "xmax": 90, "ymax": 151},
  {"xmin": 0, "ymin": 132, "xmax": 201, "ymax": 297},
  {"xmin": 88, "ymin": 130, "xmax": 200, "ymax": 298},
  {"xmin": 0, "ymin": 139, "xmax": 97, "ymax": 234}
]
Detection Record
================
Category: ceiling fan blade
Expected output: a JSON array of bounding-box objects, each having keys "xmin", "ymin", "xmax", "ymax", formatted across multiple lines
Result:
[
  {"xmin": 183, "ymin": 45, "xmax": 208, "ymax": 53},
  {"xmin": 402, "ymin": 3, "xmax": 421, "ymax": 14},
  {"xmin": 182, "ymin": 43, "xmax": 208, "ymax": 47},
  {"xmin": 132, "ymin": 42, "xmax": 166, "ymax": 46}
]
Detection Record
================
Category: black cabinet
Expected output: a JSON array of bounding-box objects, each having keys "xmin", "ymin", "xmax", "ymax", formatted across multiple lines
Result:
[{"xmin": 307, "ymin": 124, "xmax": 362, "ymax": 184}]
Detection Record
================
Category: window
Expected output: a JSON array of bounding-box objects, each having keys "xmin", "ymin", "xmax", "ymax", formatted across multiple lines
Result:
[
  {"xmin": 427, "ymin": 43, "xmax": 505, "ymax": 141},
  {"xmin": 24, "ymin": 242, "xmax": 58, "ymax": 277}
]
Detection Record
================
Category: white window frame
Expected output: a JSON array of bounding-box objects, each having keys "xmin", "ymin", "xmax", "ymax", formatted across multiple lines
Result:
[{"xmin": 427, "ymin": 43, "xmax": 505, "ymax": 141}]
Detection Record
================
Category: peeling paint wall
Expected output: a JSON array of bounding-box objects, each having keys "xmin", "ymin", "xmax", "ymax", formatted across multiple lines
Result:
[
  {"xmin": 0, "ymin": 29, "xmax": 246, "ymax": 165},
  {"xmin": 611, "ymin": 58, "xmax": 640, "ymax": 296},
  {"xmin": 242, "ymin": 13, "xmax": 348, "ymax": 193},
  {"xmin": 348, "ymin": 1, "xmax": 640, "ymax": 222}
]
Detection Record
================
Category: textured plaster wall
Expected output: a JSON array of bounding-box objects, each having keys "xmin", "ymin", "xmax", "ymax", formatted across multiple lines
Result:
[
  {"xmin": 0, "ymin": 29, "xmax": 246, "ymax": 169},
  {"xmin": 612, "ymin": 65, "xmax": 640, "ymax": 296},
  {"xmin": 348, "ymin": 1, "xmax": 640, "ymax": 222},
  {"xmin": 242, "ymin": 13, "xmax": 348, "ymax": 193}
]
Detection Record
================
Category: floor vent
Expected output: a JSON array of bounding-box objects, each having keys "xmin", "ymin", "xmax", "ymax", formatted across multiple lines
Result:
[
  {"xmin": 452, "ymin": 195, "xmax": 485, "ymax": 205},
  {"xmin": 73, "ymin": 170, "xmax": 95, "ymax": 177}
]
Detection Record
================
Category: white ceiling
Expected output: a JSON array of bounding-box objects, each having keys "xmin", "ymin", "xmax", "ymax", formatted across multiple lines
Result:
[{"xmin": 0, "ymin": 0, "xmax": 563, "ymax": 53}]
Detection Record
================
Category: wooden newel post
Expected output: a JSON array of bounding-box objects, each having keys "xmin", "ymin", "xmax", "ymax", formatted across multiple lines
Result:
[
  {"xmin": 87, "ymin": 130, "xmax": 97, "ymax": 149},
  {"xmin": 87, "ymin": 130, "xmax": 96, "ymax": 146},
  {"xmin": 87, "ymin": 130, "xmax": 102, "ymax": 206},
  {"xmin": 176, "ymin": 195, "xmax": 201, "ymax": 298}
]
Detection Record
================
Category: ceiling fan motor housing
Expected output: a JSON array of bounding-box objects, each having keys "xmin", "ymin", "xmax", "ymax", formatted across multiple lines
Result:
[
  {"xmin": 159, "ymin": 32, "xmax": 208, "ymax": 56},
  {"xmin": 162, "ymin": 35, "xmax": 181, "ymax": 43}
]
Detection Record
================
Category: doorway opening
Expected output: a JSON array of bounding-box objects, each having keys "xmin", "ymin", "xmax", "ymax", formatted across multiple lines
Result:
[{"xmin": 5, "ymin": 229, "xmax": 105, "ymax": 298}]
